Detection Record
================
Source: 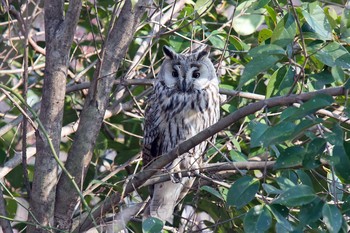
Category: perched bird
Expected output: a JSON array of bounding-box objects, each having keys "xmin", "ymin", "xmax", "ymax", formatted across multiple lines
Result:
[{"xmin": 142, "ymin": 45, "xmax": 220, "ymax": 223}]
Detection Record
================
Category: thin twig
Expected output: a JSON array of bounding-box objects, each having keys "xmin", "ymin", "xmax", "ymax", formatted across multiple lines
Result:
[{"xmin": 0, "ymin": 186, "xmax": 13, "ymax": 233}]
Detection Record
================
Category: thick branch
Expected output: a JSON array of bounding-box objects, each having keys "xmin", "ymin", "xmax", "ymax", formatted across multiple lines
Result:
[
  {"xmin": 28, "ymin": 0, "xmax": 82, "ymax": 232},
  {"xmin": 54, "ymin": 0, "xmax": 152, "ymax": 230}
]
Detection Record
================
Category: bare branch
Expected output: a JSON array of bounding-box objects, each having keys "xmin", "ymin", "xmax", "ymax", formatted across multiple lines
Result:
[
  {"xmin": 0, "ymin": 186, "xmax": 13, "ymax": 233},
  {"xmin": 28, "ymin": 0, "xmax": 83, "ymax": 231}
]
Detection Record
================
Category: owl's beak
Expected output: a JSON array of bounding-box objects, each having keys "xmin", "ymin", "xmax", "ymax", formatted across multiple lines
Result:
[{"xmin": 181, "ymin": 79, "xmax": 187, "ymax": 92}]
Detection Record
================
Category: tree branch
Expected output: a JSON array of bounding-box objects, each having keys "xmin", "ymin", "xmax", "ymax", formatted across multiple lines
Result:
[
  {"xmin": 0, "ymin": 185, "xmax": 13, "ymax": 233},
  {"xmin": 28, "ymin": 0, "xmax": 82, "ymax": 231},
  {"xmin": 54, "ymin": 0, "xmax": 152, "ymax": 230}
]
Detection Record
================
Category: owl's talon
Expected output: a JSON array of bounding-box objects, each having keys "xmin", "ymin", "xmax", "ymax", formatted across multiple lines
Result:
[{"xmin": 170, "ymin": 173, "xmax": 181, "ymax": 183}]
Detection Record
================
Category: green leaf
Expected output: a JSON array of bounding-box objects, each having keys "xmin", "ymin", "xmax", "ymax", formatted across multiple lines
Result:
[
  {"xmin": 267, "ymin": 205, "xmax": 294, "ymax": 231},
  {"xmin": 260, "ymin": 119, "xmax": 320, "ymax": 147},
  {"xmin": 327, "ymin": 172, "xmax": 343, "ymax": 202},
  {"xmin": 331, "ymin": 66, "xmax": 345, "ymax": 85},
  {"xmin": 298, "ymin": 198, "xmax": 324, "ymax": 227},
  {"xmin": 258, "ymin": 28, "xmax": 273, "ymax": 43},
  {"xmin": 232, "ymin": 0, "xmax": 266, "ymax": 36},
  {"xmin": 169, "ymin": 36, "xmax": 190, "ymax": 52},
  {"xmin": 255, "ymin": 0, "xmax": 271, "ymax": 9},
  {"xmin": 274, "ymin": 146, "xmax": 304, "ymax": 169},
  {"xmin": 309, "ymin": 42, "xmax": 350, "ymax": 69},
  {"xmin": 207, "ymin": 30, "xmax": 225, "ymax": 49},
  {"xmin": 266, "ymin": 65, "xmax": 295, "ymax": 98},
  {"xmin": 142, "ymin": 217, "xmax": 163, "ymax": 233},
  {"xmin": 258, "ymin": 121, "xmax": 295, "ymax": 147},
  {"xmin": 276, "ymin": 176, "xmax": 296, "ymax": 190},
  {"xmin": 221, "ymin": 104, "xmax": 237, "ymax": 113},
  {"xmin": 201, "ymin": 186, "xmax": 224, "ymax": 200},
  {"xmin": 322, "ymin": 203, "xmax": 342, "ymax": 233},
  {"xmin": 309, "ymin": 70, "xmax": 335, "ymax": 90},
  {"xmin": 244, "ymin": 205, "xmax": 272, "ymax": 233},
  {"xmin": 340, "ymin": 3, "xmax": 350, "ymax": 43},
  {"xmin": 302, "ymin": 2, "xmax": 332, "ymax": 40},
  {"xmin": 194, "ymin": 0, "xmax": 213, "ymax": 15},
  {"xmin": 332, "ymin": 143, "xmax": 350, "ymax": 183},
  {"xmin": 271, "ymin": 13, "xmax": 297, "ymax": 47},
  {"xmin": 249, "ymin": 121, "xmax": 268, "ymax": 148},
  {"xmin": 227, "ymin": 176, "xmax": 260, "ymax": 209},
  {"xmin": 238, "ymin": 55, "xmax": 280, "ymax": 88},
  {"xmin": 273, "ymin": 185, "xmax": 316, "ymax": 207},
  {"xmin": 229, "ymin": 150, "xmax": 248, "ymax": 162},
  {"xmin": 262, "ymin": 183, "xmax": 283, "ymax": 195},
  {"xmin": 248, "ymin": 44, "xmax": 285, "ymax": 58},
  {"xmin": 303, "ymin": 138, "xmax": 325, "ymax": 169},
  {"xmin": 280, "ymin": 94, "xmax": 334, "ymax": 122},
  {"xmin": 229, "ymin": 35, "xmax": 250, "ymax": 51},
  {"xmin": 296, "ymin": 170, "xmax": 314, "ymax": 188}
]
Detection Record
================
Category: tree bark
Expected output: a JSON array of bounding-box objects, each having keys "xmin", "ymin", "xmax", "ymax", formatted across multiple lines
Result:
[
  {"xmin": 28, "ymin": 0, "xmax": 82, "ymax": 232},
  {"xmin": 54, "ymin": 0, "xmax": 152, "ymax": 231}
]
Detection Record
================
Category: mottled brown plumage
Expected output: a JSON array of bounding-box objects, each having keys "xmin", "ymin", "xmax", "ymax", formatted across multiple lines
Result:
[{"xmin": 142, "ymin": 45, "xmax": 220, "ymax": 223}]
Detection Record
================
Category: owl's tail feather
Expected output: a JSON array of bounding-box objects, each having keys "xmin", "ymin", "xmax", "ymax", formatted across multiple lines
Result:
[{"xmin": 145, "ymin": 177, "xmax": 194, "ymax": 224}]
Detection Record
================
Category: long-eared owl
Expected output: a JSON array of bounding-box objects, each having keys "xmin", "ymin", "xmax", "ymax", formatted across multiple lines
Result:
[{"xmin": 142, "ymin": 45, "xmax": 220, "ymax": 223}]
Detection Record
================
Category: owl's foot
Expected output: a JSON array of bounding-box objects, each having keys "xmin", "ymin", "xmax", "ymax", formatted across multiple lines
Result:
[
  {"xmin": 168, "ymin": 156, "xmax": 201, "ymax": 183},
  {"xmin": 170, "ymin": 172, "xmax": 181, "ymax": 183},
  {"xmin": 169, "ymin": 163, "xmax": 182, "ymax": 183},
  {"xmin": 187, "ymin": 156, "xmax": 200, "ymax": 177}
]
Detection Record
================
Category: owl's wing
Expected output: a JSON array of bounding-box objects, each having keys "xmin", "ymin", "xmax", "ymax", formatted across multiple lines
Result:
[{"xmin": 142, "ymin": 93, "xmax": 161, "ymax": 167}]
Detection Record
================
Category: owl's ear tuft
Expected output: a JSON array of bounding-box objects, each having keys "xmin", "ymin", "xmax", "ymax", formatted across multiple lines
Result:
[
  {"xmin": 163, "ymin": 46, "xmax": 177, "ymax": 60},
  {"xmin": 196, "ymin": 45, "xmax": 210, "ymax": 61}
]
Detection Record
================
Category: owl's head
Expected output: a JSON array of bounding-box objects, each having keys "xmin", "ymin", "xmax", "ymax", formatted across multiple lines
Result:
[{"xmin": 158, "ymin": 45, "xmax": 219, "ymax": 92}]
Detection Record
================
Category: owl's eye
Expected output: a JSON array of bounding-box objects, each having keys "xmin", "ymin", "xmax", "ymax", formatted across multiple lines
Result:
[
  {"xmin": 193, "ymin": 71, "xmax": 200, "ymax": 79},
  {"xmin": 172, "ymin": 70, "xmax": 179, "ymax": 77}
]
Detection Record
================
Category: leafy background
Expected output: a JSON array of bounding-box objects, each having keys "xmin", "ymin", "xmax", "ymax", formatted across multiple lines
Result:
[{"xmin": 0, "ymin": 0, "xmax": 350, "ymax": 232}]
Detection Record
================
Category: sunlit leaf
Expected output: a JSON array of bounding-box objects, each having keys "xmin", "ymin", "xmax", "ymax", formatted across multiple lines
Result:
[
  {"xmin": 309, "ymin": 42, "xmax": 350, "ymax": 68},
  {"xmin": 266, "ymin": 65, "xmax": 294, "ymax": 98},
  {"xmin": 302, "ymin": 2, "xmax": 332, "ymax": 40},
  {"xmin": 248, "ymin": 44, "xmax": 285, "ymax": 58},
  {"xmin": 194, "ymin": 0, "xmax": 213, "ymax": 15},
  {"xmin": 262, "ymin": 183, "xmax": 283, "ymax": 195},
  {"xmin": 232, "ymin": 0, "xmax": 266, "ymax": 36},
  {"xmin": 258, "ymin": 28, "xmax": 273, "ymax": 43},
  {"xmin": 271, "ymin": 13, "xmax": 296, "ymax": 47}
]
